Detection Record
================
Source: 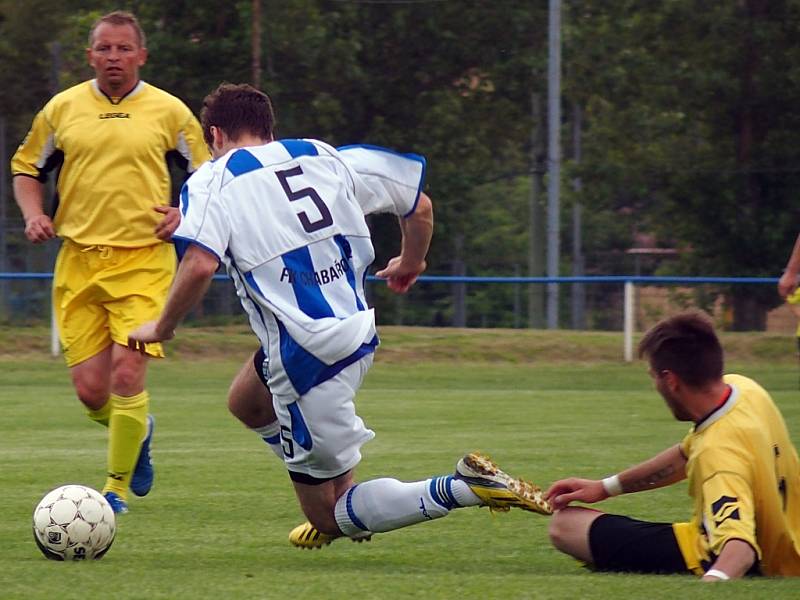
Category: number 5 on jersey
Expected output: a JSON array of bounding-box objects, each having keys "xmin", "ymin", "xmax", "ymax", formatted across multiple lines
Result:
[{"xmin": 276, "ymin": 166, "xmax": 333, "ymax": 233}]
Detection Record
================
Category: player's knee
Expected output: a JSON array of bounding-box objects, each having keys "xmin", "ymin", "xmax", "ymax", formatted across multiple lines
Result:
[
  {"xmin": 111, "ymin": 372, "xmax": 139, "ymax": 395},
  {"xmin": 71, "ymin": 375, "xmax": 108, "ymax": 410},
  {"xmin": 226, "ymin": 389, "xmax": 245, "ymax": 419},
  {"xmin": 548, "ymin": 509, "xmax": 575, "ymax": 553},
  {"xmin": 227, "ymin": 390, "xmax": 258, "ymax": 426},
  {"xmin": 228, "ymin": 382, "xmax": 275, "ymax": 428}
]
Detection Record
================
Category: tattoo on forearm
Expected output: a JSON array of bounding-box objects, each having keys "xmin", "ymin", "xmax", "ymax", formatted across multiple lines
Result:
[{"xmin": 626, "ymin": 465, "xmax": 676, "ymax": 492}]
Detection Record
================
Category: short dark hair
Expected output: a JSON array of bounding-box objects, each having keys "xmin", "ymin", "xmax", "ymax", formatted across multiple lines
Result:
[
  {"xmin": 89, "ymin": 11, "xmax": 146, "ymax": 48},
  {"xmin": 637, "ymin": 311, "xmax": 723, "ymax": 387},
  {"xmin": 201, "ymin": 83, "xmax": 275, "ymax": 146}
]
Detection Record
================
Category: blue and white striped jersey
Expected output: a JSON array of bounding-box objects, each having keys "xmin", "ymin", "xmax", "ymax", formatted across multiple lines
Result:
[{"xmin": 174, "ymin": 139, "xmax": 426, "ymax": 397}]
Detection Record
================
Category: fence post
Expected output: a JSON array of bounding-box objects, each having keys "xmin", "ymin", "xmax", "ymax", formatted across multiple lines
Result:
[
  {"xmin": 51, "ymin": 303, "xmax": 59, "ymax": 357},
  {"xmin": 624, "ymin": 280, "xmax": 635, "ymax": 362}
]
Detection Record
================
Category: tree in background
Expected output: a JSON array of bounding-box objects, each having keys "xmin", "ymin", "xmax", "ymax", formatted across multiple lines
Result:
[
  {"xmin": 566, "ymin": 0, "xmax": 800, "ymax": 329},
  {"xmin": 2, "ymin": 0, "xmax": 799, "ymax": 330}
]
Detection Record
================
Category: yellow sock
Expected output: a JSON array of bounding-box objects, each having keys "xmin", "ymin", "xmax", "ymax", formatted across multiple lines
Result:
[
  {"xmin": 103, "ymin": 391, "xmax": 149, "ymax": 499},
  {"xmin": 87, "ymin": 402, "xmax": 111, "ymax": 427}
]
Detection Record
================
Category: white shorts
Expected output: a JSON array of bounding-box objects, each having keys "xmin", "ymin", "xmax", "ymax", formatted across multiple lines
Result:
[{"xmin": 272, "ymin": 354, "xmax": 375, "ymax": 480}]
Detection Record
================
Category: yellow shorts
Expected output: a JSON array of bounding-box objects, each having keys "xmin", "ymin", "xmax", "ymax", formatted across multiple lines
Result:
[
  {"xmin": 671, "ymin": 521, "xmax": 705, "ymax": 575},
  {"xmin": 788, "ymin": 289, "xmax": 800, "ymax": 305},
  {"xmin": 53, "ymin": 240, "xmax": 177, "ymax": 366}
]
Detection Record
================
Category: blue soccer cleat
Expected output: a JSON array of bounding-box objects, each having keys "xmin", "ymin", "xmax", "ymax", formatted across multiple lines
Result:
[
  {"xmin": 104, "ymin": 491, "xmax": 129, "ymax": 514},
  {"xmin": 130, "ymin": 414, "xmax": 155, "ymax": 497}
]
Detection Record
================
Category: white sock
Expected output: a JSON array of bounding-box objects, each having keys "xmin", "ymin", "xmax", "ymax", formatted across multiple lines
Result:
[
  {"xmin": 251, "ymin": 421, "xmax": 282, "ymax": 460},
  {"xmin": 333, "ymin": 475, "xmax": 479, "ymax": 536}
]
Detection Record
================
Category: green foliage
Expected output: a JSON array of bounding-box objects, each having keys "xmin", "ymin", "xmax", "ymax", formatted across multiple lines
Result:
[
  {"xmin": 565, "ymin": 0, "xmax": 800, "ymax": 324},
  {"xmin": 2, "ymin": 0, "xmax": 799, "ymax": 329}
]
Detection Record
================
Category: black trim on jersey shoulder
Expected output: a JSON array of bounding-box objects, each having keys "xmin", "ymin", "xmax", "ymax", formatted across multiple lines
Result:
[
  {"xmin": 97, "ymin": 81, "xmax": 141, "ymax": 106},
  {"xmin": 165, "ymin": 150, "xmax": 191, "ymax": 207},
  {"xmin": 50, "ymin": 190, "xmax": 60, "ymax": 220},
  {"xmin": 166, "ymin": 149, "xmax": 189, "ymax": 172},
  {"xmin": 15, "ymin": 149, "xmax": 64, "ymax": 183},
  {"xmin": 13, "ymin": 153, "xmax": 64, "ymax": 218},
  {"xmin": 41, "ymin": 148, "xmax": 65, "ymax": 178}
]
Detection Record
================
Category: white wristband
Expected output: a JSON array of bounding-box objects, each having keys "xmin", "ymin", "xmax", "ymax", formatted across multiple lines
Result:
[
  {"xmin": 704, "ymin": 568, "xmax": 730, "ymax": 580},
  {"xmin": 601, "ymin": 475, "xmax": 623, "ymax": 497}
]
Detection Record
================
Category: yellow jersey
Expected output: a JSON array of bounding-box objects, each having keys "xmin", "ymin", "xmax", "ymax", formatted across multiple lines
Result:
[
  {"xmin": 678, "ymin": 374, "xmax": 800, "ymax": 576},
  {"xmin": 11, "ymin": 79, "xmax": 210, "ymax": 247}
]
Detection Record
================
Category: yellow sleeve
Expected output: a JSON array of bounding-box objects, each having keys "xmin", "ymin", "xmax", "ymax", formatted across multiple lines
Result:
[
  {"xmin": 176, "ymin": 112, "xmax": 210, "ymax": 173},
  {"xmin": 10, "ymin": 107, "xmax": 57, "ymax": 179},
  {"xmin": 696, "ymin": 449, "xmax": 761, "ymax": 560},
  {"xmin": 680, "ymin": 428, "xmax": 693, "ymax": 457}
]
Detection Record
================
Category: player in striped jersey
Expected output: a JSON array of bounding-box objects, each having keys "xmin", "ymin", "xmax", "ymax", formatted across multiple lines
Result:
[
  {"xmin": 128, "ymin": 83, "xmax": 551, "ymax": 547},
  {"xmin": 546, "ymin": 311, "xmax": 800, "ymax": 579}
]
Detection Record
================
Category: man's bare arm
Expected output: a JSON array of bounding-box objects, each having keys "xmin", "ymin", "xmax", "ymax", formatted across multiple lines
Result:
[
  {"xmin": 375, "ymin": 192, "xmax": 433, "ymax": 293},
  {"xmin": 547, "ymin": 444, "xmax": 687, "ymax": 510},
  {"xmin": 13, "ymin": 176, "xmax": 55, "ymax": 244},
  {"xmin": 701, "ymin": 539, "xmax": 757, "ymax": 581}
]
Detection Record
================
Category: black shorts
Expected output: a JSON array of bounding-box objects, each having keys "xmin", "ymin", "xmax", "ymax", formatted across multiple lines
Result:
[{"xmin": 588, "ymin": 514, "xmax": 689, "ymax": 574}]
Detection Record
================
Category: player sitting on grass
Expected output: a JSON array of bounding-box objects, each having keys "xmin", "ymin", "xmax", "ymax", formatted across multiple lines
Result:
[
  {"xmin": 546, "ymin": 311, "xmax": 800, "ymax": 580},
  {"xmin": 128, "ymin": 82, "xmax": 551, "ymax": 549}
]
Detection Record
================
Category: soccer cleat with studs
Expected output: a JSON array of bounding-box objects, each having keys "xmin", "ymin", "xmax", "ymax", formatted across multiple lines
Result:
[
  {"xmin": 289, "ymin": 521, "xmax": 372, "ymax": 549},
  {"xmin": 103, "ymin": 491, "xmax": 129, "ymax": 515},
  {"xmin": 454, "ymin": 452, "xmax": 552, "ymax": 515}
]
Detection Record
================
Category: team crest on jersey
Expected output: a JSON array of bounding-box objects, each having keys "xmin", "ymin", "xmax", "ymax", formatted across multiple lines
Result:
[{"xmin": 710, "ymin": 495, "xmax": 740, "ymax": 527}]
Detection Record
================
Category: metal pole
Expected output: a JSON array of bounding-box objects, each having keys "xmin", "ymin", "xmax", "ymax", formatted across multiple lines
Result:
[
  {"xmin": 452, "ymin": 234, "xmax": 466, "ymax": 327},
  {"xmin": 252, "ymin": 0, "xmax": 262, "ymax": 87},
  {"xmin": 571, "ymin": 102, "xmax": 585, "ymax": 329},
  {"xmin": 49, "ymin": 41, "xmax": 61, "ymax": 356},
  {"xmin": 624, "ymin": 281, "xmax": 635, "ymax": 362},
  {"xmin": 513, "ymin": 263, "xmax": 520, "ymax": 328},
  {"xmin": 546, "ymin": 0, "xmax": 561, "ymax": 329},
  {"xmin": 528, "ymin": 93, "xmax": 546, "ymax": 329}
]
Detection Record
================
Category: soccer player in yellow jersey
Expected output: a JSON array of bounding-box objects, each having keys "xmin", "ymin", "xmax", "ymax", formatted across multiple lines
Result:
[
  {"xmin": 546, "ymin": 311, "xmax": 800, "ymax": 580},
  {"xmin": 10, "ymin": 11, "xmax": 210, "ymax": 513}
]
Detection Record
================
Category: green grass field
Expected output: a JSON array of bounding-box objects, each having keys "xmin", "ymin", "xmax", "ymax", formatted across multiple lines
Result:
[{"xmin": 2, "ymin": 327, "xmax": 799, "ymax": 599}]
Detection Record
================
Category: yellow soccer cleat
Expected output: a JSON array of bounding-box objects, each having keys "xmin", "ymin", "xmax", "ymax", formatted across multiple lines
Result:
[
  {"xmin": 289, "ymin": 521, "xmax": 372, "ymax": 549},
  {"xmin": 289, "ymin": 522, "xmax": 336, "ymax": 549},
  {"xmin": 455, "ymin": 452, "xmax": 553, "ymax": 515}
]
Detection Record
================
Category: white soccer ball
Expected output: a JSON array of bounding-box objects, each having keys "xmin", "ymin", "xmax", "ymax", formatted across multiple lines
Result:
[{"xmin": 32, "ymin": 484, "xmax": 116, "ymax": 561}]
